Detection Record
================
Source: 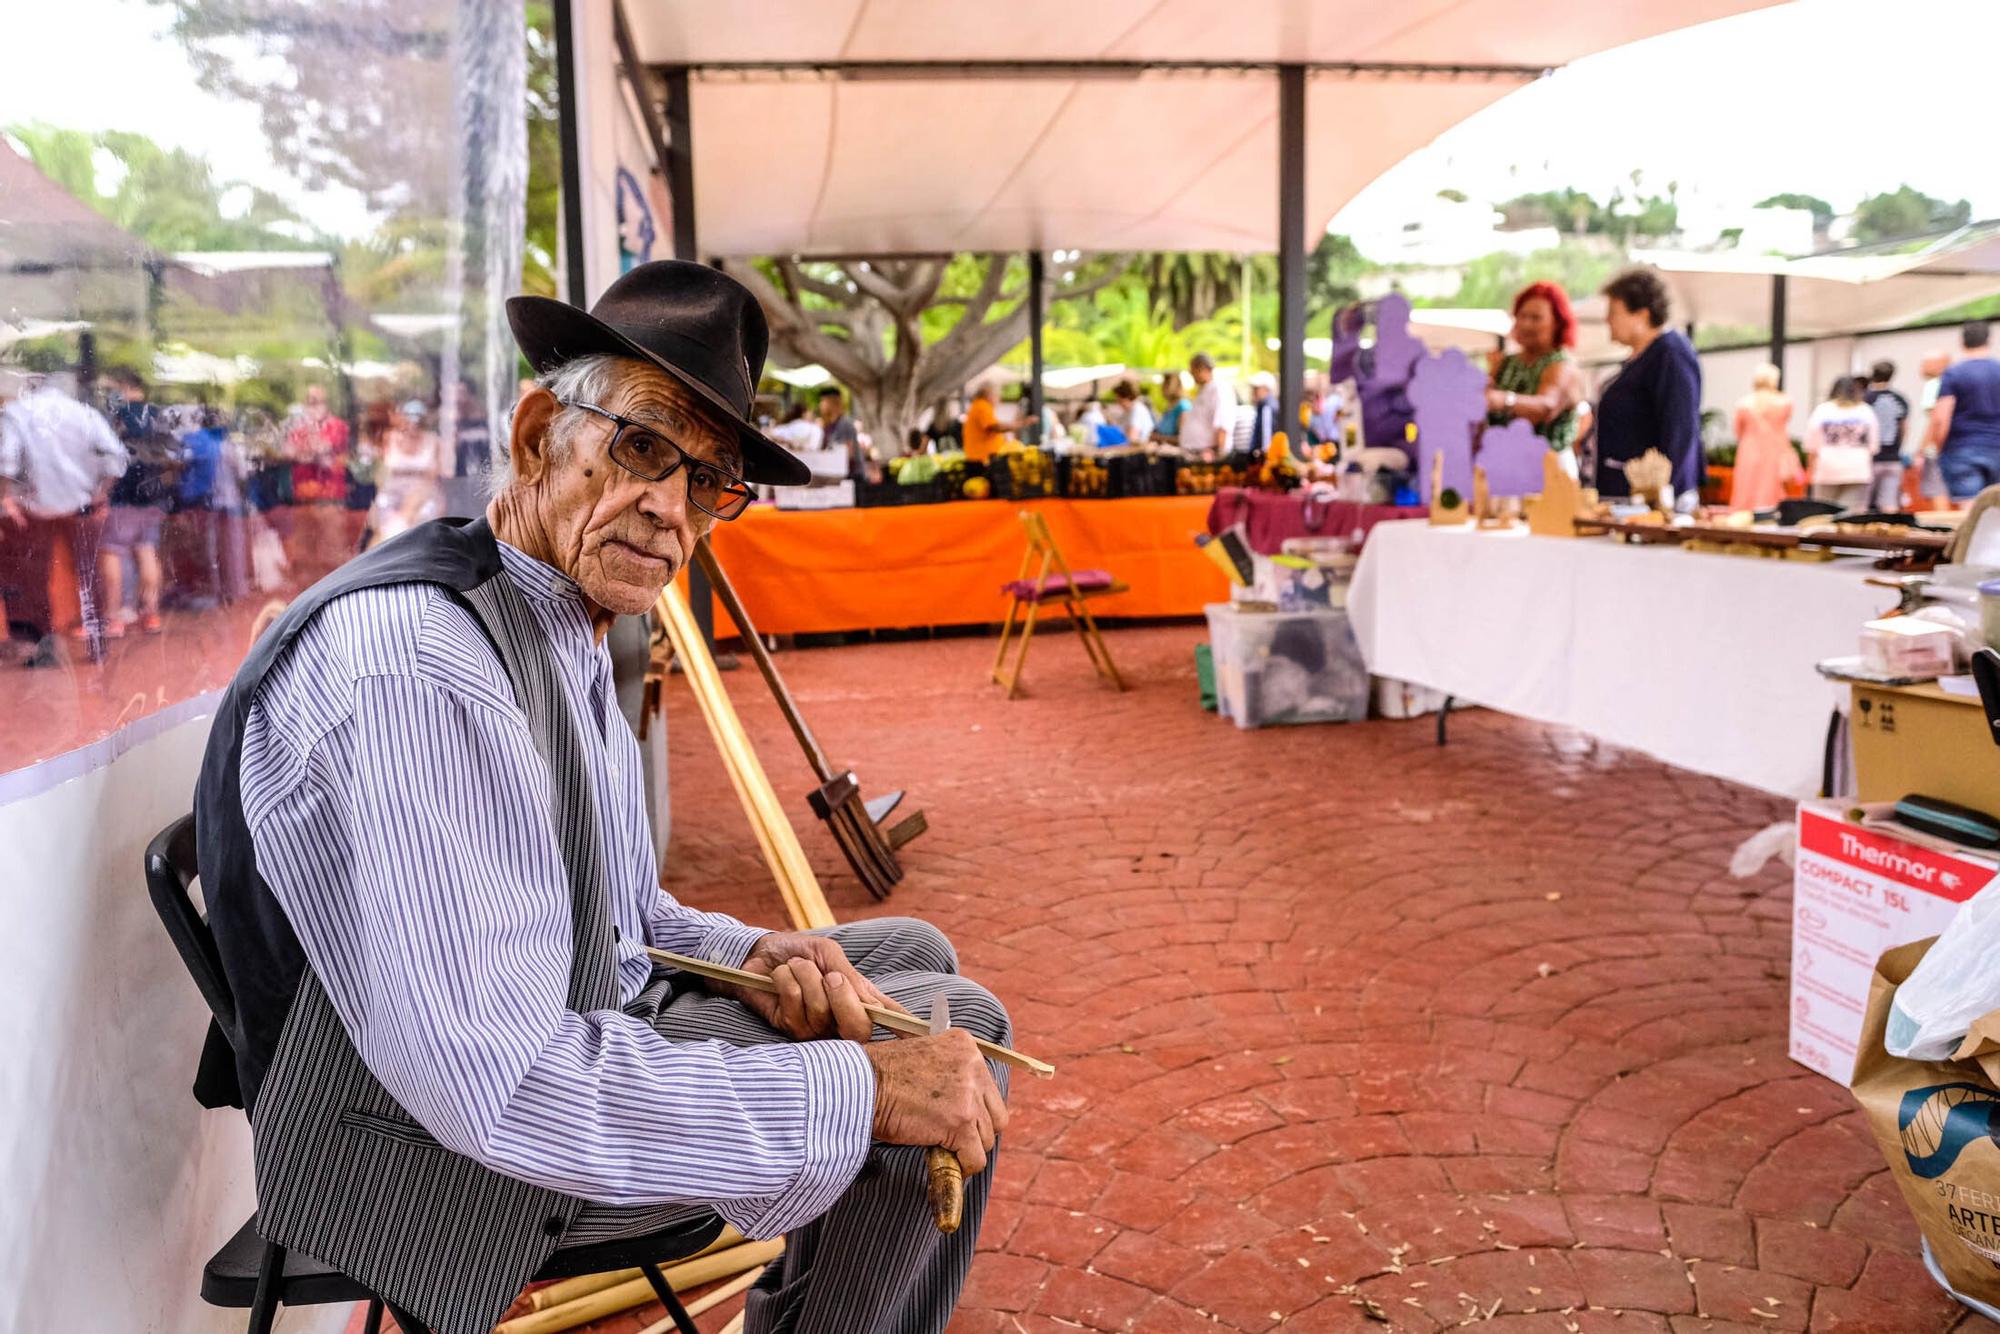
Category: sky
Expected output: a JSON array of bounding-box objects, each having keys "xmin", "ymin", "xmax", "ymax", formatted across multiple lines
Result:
[
  {"xmin": 2, "ymin": 0, "xmax": 1997, "ymax": 251},
  {"xmin": 1331, "ymin": 0, "xmax": 2000, "ymax": 243}
]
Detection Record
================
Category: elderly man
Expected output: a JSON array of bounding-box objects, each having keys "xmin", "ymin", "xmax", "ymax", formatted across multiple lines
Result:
[{"xmin": 194, "ymin": 262, "xmax": 1010, "ymax": 1334}]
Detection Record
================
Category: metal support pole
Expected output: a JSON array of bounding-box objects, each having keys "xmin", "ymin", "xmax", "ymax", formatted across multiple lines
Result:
[
  {"xmin": 1277, "ymin": 64, "xmax": 1307, "ymax": 451},
  {"xmin": 1769, "ymin": 273, "xmax": 1789, "ymax": 384},
  {"xmin": 551, "ymin": 0, "xmax": 589, "ymax": 308},
  {"xmin": 1027, "ymin": 251, "xmax": 1045, "ymax": 445},
  {"xmin": 663, "ymin": 67, "xmax": 698, "ymax": 262}
]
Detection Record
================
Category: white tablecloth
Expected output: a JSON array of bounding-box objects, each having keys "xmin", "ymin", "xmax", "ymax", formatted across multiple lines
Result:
[{"xmin": 1347, "ymin": 520, "xmax": 1894, "ymax": 796}]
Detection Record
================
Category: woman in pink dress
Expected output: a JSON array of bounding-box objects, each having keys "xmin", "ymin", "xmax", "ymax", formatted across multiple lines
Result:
[{"xmin": 1731, "ymin": 363, "xmax": 1800, "ymax": 511}]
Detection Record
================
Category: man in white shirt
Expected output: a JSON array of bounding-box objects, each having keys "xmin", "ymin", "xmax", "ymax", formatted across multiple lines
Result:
[
  {"xmin": 0, "ymin": 379, "xmax": 128, "ymax": 661},
  {"xmin": 1180, "ymin": 353, "xmax": 1235, "ymax": 460}
]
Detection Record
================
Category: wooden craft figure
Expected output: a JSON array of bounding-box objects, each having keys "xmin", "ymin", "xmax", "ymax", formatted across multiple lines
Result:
[
  {"xmin": 1624, "ymin": 448, "xmax": 1674, "ymax": 512},
  {"xmin": 1408, "ymin": 346, "xmax": 1485, "ymax": 502},
  {"xmin": 1524, "ymin": 448, "xmax": 1584, "ymax": 537},
  {"xmin": 1476, "ymin": 415, "xmax": 1550, "ymax": 498},
  {"xmin": 1326, "ymin": 292, "xmax": 1426, "ymax": 451},
  {"xmin": 1428, "ymin": 452, "xmax": 1470, "ymax": 526}
]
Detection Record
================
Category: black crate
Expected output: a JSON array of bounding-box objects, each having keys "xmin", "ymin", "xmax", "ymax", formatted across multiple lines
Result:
[
  {"xmin": 988, "ymin": 450, "xmax": 1059, "ymax": 501},
  {"xmin": 1107, "ymin": 454, "xmax": 1178, "ymax": 499}
]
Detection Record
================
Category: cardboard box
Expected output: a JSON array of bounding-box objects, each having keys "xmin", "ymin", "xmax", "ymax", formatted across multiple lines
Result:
[
  {"xmin": 1850, "ymin": 682, "xmax": 2000, "ymax": 819},
  {"xmin": 1790, "ymin": 802, "xmax": 1992, "ymax": 1085}
]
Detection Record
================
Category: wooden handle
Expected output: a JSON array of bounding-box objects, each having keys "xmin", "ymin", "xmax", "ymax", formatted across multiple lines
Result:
[
  {"xmin": 645, "ymin": 946, "xmax": 1056, "ymax": 1078},
  {"xmin": 925, "ymin": 1147, "xmax": 964, "ymax": 1233}
]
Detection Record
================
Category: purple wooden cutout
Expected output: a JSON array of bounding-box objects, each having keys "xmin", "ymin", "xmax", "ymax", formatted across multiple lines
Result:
[
  {"xmin": 1478, "ymin": 417, "xmax": 1551, "ymax": 497},
  {"xmin": 1326, "ymin": 293, "xmax": 1425, "ymax": 450},
  {"xmin": 1370, "ymin": 292, "xmax": 1423, "ymax": 387},
  {"xmin": 1408, "ymin": 347, "xmax": 1485, "ymax": 501}
]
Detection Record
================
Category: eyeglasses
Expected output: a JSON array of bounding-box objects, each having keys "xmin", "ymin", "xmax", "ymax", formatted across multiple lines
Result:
[{"xmin": 557, "ymin": 398, "xmax": 756, "ymax": 521}]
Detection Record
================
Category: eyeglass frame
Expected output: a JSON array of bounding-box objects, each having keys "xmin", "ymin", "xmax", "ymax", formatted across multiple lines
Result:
[{"xmin": 554, "ymin": 397, "xmax": 757, "ymax": 521}]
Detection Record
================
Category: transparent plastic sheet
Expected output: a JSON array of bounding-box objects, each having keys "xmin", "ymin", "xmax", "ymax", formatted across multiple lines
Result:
[{"xmin": 0, "ymin": 3, "xmax": 528, "ymax": 1327}]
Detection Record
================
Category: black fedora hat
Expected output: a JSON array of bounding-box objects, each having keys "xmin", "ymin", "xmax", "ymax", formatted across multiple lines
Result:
[{"xmin": 506, "ymin": 260, "xmax": 810, "ymax": 487}]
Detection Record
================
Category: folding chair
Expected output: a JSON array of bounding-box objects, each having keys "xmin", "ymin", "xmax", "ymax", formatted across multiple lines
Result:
[
  {"xmin": 145, "ymin": 816, "xmax": 720, "ymax": 1334},
  {"xmin": 991, "ymin": 509, "xmax": 1129, "ymax": 698}
]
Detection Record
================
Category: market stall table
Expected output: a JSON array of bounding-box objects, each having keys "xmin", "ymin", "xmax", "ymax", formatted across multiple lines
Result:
[
  {"xmin": 1347, "ymin": 521, "xmax": 1895, "ymax": 796},
  {"xmin": 700, "ymin": 496, "xmax": 1227, "ymax": 637}
]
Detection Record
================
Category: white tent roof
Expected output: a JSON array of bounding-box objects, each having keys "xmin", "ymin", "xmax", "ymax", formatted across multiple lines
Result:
[
  {"xmin": 1635, "ymin": 222, "xmax": 2000, "ymax": 335},
  {"xmin": 624, "ymin": 0, "xmax": 1780, "ymax": 257}
]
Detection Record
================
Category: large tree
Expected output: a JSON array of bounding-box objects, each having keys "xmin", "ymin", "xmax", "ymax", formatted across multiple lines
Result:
[
  {"xmin": 1852, "ymin": 186, "xmax": 1971, "ymax": 245},
  {"xmin": 722, "ymin": 253, "xmax": 1126, "ymax": 451}
]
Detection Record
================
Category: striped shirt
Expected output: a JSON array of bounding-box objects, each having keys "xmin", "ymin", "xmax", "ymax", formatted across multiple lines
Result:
[{"xmin": 238, "ymin": 541, "xmax": 873, "ymax": 1238}]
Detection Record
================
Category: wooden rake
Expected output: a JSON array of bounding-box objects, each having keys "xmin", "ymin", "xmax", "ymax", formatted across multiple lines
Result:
[{"xmin": 692, "ymin": 540, "xmax": 927, "ymax": 901}]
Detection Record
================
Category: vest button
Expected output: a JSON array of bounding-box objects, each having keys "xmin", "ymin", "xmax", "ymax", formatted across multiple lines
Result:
[{"xmin": 543, "ymin": 1215, "xmax": 565, "ymax": 1238}]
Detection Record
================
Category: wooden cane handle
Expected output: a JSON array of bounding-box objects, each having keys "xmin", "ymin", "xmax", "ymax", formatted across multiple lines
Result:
[{"xmin": 925, "ymin": 1147, "xmax": 964, "ymax": 1233}]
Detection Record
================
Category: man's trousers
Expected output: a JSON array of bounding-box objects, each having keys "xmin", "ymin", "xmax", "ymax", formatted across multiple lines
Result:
[{"xmin": 565, "ymin": 917, "xmax": 1011, "ymax": 1334}]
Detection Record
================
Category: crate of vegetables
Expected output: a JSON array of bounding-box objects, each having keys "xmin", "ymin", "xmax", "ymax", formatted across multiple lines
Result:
[{"xmin": 988, "ymin": 448, "xmax": 1059, "ymax": 500}]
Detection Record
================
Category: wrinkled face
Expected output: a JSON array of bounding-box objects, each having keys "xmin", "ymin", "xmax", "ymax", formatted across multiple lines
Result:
[
  {"xmin": 1605, "ymin": 297, "xmax": 1649, "ymax": 349},
  {"xmin": 1512, "ymin": 297, "xmax": 1555, "ymax": 352},
  {"xmin": 537, "ymin": 362, "xmax": 741, "ymax": 617}
]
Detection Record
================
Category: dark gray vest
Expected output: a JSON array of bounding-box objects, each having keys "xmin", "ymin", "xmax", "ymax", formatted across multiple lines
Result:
[{"xmin": 194, "ymin": 517, "xmax": 621, "ymax": 1334}]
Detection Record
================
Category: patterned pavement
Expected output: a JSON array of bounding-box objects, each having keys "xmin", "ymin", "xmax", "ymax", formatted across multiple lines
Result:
[{"xmin": 571, "ymin": 622, "xmax": 1992, "ymax": 1334}]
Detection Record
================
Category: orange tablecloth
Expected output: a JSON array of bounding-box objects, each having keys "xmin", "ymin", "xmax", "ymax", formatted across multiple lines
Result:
[{"xmin": 700, "ymin": 496, "xmax": 1227, "ymax": 636}]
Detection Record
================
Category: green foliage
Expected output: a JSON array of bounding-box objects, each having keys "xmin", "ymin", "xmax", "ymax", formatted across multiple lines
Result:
[
  {"xmin": 1497, "ymin": 185, "xmax": 1675, "ymax": 243},
  {"xmin": 7, "ymin": 122, "xmax": 310, "ymax": 252},
  {"xmin": 1852, "ymin": 186, "xmax": 1971, "ymax": 244},
  {"xmin": 1448, "ymin": 247, "xmax": 1625, "ymax": 312},
  {"xmin": 1755, "ymin": 192, "xmax": 1834, "ymax": 230}
]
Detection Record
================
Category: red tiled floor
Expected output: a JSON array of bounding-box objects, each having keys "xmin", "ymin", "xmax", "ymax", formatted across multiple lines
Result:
[{"xmin": 405, "ymin": 622, "xmax": 1999, "ymax": 1332}]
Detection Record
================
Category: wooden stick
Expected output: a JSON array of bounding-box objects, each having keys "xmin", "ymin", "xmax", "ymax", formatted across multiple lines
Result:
[
  {"xmin": 646, "ymin": 946, "xmax": 1056, "ymax": 1078},
  {"xmin": 695, "ymin": 539, "xmax": 838, "ymax": 782},
  {"xmin": 656, "ymin": 585, "xmax": 835, "ymax": 931},
  {"xmin": 521, "ymin": 1226, "xmax": 743, "ymax": 1311},
  {"xmin": 492, "ymin": 1239, "xmax": 784, "ymax": 1334},
  {"xmin": 633, "ymin": 1264, "xmax": 766, "ymax": 1334}
]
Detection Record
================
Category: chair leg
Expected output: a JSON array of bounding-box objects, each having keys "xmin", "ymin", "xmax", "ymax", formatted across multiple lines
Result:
[
  {"xmin": 990, "ymin": 597, "xmax": 1021, "ymax": 684},
  {"xmin": 246, "ymin": 1239, "xmax": 285, "ymax": 1334},
  {"xmin": 1071, "ymin": 597, "xmax": 1126, "ymax": 690},
  {"xmin": 385, "ymin": 1301, "xmax": 429, "ymax": 1333},
  {"xmin": 1004, "ymin": 598, "xmax": 1042, "ymax": 698},
  {"xmin": 639, "ymin": 1262, "xmax": 702, "ymax": 1334},
  {"xmin": 362, "ymin": 1297, "xmax": 385, "ymax": 1334}
]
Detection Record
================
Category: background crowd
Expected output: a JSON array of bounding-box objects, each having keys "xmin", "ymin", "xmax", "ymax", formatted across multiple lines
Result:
[{"xmin": 0, "ymin": 373, "xmax": 496, "ymax": 667}]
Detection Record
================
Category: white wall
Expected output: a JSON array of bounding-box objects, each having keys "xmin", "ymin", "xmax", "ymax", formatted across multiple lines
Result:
[
  {"xmin": 0, "ymin": 715, "xmax": 339, "ymax": 1333},
  {"xmin": 1697, "ymin": 326, "xmax": 1956, "ymax": 436}
]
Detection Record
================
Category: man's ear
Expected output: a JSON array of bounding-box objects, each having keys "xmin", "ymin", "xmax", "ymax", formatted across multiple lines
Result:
[{"xmin": 510, "ymin": 385, "xmax": 561, "ymax": 486}]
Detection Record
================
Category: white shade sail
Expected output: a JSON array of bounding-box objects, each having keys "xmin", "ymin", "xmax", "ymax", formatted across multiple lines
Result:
[
  {"xmin": 1636, "ymin": 223, "xmax": 2000, "ymax": 335},
  {"xmin": 621, "ymin": 0, "xmax": 1782, "ymax": 257}
]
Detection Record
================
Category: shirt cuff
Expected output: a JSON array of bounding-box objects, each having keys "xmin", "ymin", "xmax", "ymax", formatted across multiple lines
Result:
[
  {"xmin": 694, "ymin": 923, "xmax": 766, "ymax": 971},
  {"xmin": 716, "ymin": 1039, "xmax": 875, "ymax": 1240}
]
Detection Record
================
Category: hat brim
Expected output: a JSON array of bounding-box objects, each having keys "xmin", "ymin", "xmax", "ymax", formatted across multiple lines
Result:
[{"xmin": 507, "ymin": 295, "xmax": 811, "ymax": 488}]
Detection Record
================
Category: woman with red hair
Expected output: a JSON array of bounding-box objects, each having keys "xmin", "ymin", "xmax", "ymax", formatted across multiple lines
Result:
[{"xmin": 1486, "ymin": 280, "xmax": 1586, "ymax": 473}]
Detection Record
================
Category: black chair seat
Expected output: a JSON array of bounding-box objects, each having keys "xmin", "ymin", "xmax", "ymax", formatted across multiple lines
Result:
[
  {"xmin": 203, "ymin": 1212, "xmax": 727, "ymax": 1308},
  {"xmin": 202, "ymin": 1218, "xmax": 373, "ymax": 1309},
  {"xmin": 533, "ymin": 1213, "xmax": 727, "ymax": 1281}
]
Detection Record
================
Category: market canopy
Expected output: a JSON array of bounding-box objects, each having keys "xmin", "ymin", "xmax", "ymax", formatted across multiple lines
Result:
[
  {"xmin": 1635, "ymin": 221, "xmax": 2000, "ymax": 336},
  {"xmin": 620, "ymin": 0, "xmax": 1783, "ymax": 257}
]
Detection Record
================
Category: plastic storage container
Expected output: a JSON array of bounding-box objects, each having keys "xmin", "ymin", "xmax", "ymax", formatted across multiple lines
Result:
[{"xmin": 1203, "ymin": 603, "xmax": 1371, "ymax": 729}]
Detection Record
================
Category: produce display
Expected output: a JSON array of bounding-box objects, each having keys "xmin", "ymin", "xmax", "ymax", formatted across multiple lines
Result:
[{"xmin": 1066, "ymin": 457, "xmax": 1110, "ymax": 498}]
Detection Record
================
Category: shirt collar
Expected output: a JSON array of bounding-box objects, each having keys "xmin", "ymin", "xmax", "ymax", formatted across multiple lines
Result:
[{"xmin": 496, "ymin": 539, "xmax": 589, "ymax": 615}]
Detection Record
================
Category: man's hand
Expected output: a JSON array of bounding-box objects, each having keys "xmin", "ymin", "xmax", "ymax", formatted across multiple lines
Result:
[
  {"xmin": 714, "ymin": 932, "xmax": 907, "ymax": 1043},
  {"xmin": 865, "ymin": 1029, "xmax": 1008, "ymax": 1175},
  {"xmin": 0, "ymin": 495, "xmax": 24, "ymax": 529}
]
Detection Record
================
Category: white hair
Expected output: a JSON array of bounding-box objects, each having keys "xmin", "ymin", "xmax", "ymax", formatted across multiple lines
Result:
[{"xmin": 489, "ymin": 353, "xmax": 621, "ymax": 498}]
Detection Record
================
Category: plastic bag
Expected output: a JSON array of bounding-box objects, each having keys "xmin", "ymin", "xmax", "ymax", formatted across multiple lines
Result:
[{"xmin": 1886, "ymin": 875, "xmax": 2000, "ymax": 1059}]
